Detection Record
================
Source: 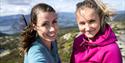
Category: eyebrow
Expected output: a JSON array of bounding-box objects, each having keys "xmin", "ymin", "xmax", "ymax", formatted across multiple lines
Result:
[{"xmin": 88, "ymin": 19, "xmax": 95, "ymax": 21}]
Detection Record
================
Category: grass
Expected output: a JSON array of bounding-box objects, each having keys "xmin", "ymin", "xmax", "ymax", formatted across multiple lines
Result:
[
  {"xmin": 0, "ymin": 26, "xmax": 78, "ymax": 63},
  {"xmin": 1, "ymin": 21, "xmax": 124, "ymax": 63},
  {"xmin": 0, "ymin": 50, "xmax": 21, "ymax": 63},
  {"xmin": 57, "ymin": 27, "xmax": 79, "ymax": 63}
]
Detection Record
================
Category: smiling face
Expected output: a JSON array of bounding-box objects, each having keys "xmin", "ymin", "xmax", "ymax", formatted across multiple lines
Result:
[
  {"xmin": 76, "ymin": 8, "xmax": 101, "ymax": 39},
  {"xmin": 34, "ymin": 11, "xmax": 58, "ymax": 42}
]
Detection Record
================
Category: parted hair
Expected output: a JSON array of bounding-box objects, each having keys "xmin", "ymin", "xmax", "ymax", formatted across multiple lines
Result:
[{"xmin": 19, "ymin": 3, "xmax": 56, "ymax": 56}]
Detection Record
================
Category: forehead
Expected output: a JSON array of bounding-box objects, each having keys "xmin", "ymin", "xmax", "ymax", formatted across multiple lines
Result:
[
  {"xmin": 76, "ymin": 8, "xmax": 98, "ymax": 21},
  {"xmin": 37, "ymin": 11, "xmax": 57, "ymax": 21}
]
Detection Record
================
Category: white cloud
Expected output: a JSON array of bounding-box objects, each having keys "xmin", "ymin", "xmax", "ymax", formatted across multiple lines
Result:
[
  {"xmin": 0, "ymin": 0, "xmax": 124, "ymax": 16},
  {"xmin": 0, "ymin": 4, "xmax": 30, "ymax": 16},
  {"xmin": 102, "ymin": 0, "xmax": 125, "ymax": 11},
  {"xmin": 0, "ymin": 0, "xmax": 31, "ymax": 16}
]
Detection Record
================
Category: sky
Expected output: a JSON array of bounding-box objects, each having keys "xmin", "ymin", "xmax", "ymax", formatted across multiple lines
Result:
[{"xmin": 0, "ymin": 0, "xmax": 125, "ymax": 16}]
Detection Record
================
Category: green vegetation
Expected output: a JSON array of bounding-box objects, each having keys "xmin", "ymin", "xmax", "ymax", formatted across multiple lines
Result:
[
  {"xmin": 0, "ymin": 27, "xmax": 78, "ymax": 63},
  {"xmin": 0, "ymin": 35, "xmax": 22, "ymax": 63},
  {"xmin": 57, "ymin": 27, "xmax": 78, "ymax": 63},
  {"xmin": 0, "ymin": 22, "xmax": 125, "ymax": 63}
]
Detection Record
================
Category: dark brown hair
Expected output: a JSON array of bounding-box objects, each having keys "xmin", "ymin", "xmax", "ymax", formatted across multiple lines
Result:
[{"xmin": 19, "ymin": 3, "xmax": 56, "ymax": 56}]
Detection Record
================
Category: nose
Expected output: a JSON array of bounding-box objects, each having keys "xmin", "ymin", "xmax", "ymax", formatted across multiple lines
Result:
[
  {"xmin": 49, "ymin": 26, "xmax": 55, "ymax": 32},
  {"xmin": 85, "ymin": 23, "xmax": 90, "ymax": 31}
]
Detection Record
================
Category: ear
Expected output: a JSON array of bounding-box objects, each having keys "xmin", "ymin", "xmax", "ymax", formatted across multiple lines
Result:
[{"xmin": 33, "ymin": 24, "xmax": 37, "ymax": 30}]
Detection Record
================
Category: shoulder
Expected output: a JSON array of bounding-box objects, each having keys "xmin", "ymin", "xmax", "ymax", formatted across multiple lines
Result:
[
  {"xmin": 102, "ymin": 43, "xmax": 122, "ymax": 63},
  {"xmin": 104, "ymin": 43, "xmax": 120, "ymax": 52},
  {"xmin": 28, "ymin": 40, "xmax": 46, "ymax": 55},
  {"xmin": 25, "ymin": 41, "xmax": 48, "ymax": 63},
  {"xmin": 27, "ymin": 41, "xmax": 45, "ymax": 57},
  {"xmin": 72, "ymin": 32, "xmax": 85, "ymax": 50},
  {"xmin": 102, "ymin": 43, "xmax": 122, "ymax": 58},
  {"xmin": 74, "ymin": 32, "xmax": 84, "ymax": 42}
]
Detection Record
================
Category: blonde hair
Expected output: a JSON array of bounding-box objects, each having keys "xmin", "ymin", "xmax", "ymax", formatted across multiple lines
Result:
[{"xmin": 76, "ymin": 0, "xmax": 112, "ymax": 33}]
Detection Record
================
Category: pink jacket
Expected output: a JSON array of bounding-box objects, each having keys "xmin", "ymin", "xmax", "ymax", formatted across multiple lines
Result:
[{"xmin": 70, "ymin": 24, "xmax": 122, "ymax": 63}]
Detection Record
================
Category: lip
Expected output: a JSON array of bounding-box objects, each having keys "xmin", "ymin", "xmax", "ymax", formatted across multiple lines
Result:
[
  {"xmin": 85, "ymin": 31, "xmax": 92, "ymax": 34},
  {"xmin": 49, "ymin": 35, "xmax": 56, "ymax": 38},
  {"xmin": 85, "ymin": 30, "xmax": 95, "ymax": 33},
  {"xmin": 47, "ymin": 33, "xmax": 56, "ymax": 38},
  {"xmin": 85, "ymin": 31, "xmax": 94, "ymax": 36}
]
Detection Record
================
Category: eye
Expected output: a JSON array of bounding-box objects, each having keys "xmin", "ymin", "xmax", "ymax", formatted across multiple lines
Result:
[
  {"xmin": 52, "ymin": 20, "xmax": 57, "ymax": 24},
  {"xmin": 42, "ymin": 21, "xmax": 49, "ymax": 26},
  {"xmin": 42, "ymin": 23, "xmax": 47, "ymax": 26},
  {"xmin": 89, "ymin": 19, "xmax": 96, "ymax": 24},
  {"xmin": 79, "ymin": 21, "xmax": 85, "ymax": 25}
]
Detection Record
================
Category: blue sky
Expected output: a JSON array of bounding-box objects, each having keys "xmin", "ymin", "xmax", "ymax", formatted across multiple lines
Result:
[{"xmin": 0, "ymin": 0, "xmax": 125, "ymax": 16}]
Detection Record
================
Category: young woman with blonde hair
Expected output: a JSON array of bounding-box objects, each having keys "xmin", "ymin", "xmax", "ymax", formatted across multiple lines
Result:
[{"xmin": 70, "ymin": 0, "xmax": 122, "ymax": 63}]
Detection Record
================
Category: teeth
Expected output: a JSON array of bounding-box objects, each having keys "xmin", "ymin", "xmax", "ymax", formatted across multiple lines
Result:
[{"xmin": 47, "ymin": 34, "xmax": 55, "ymax": 37}]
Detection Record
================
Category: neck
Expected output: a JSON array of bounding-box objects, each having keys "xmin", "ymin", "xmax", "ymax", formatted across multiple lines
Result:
[
  {"xmin": 41, "ymin": 39, "xmax": 52, "ymax": 51},
  {"xmin": 45, "ymin": 41, "xmax": 52, "ymax": 51}
]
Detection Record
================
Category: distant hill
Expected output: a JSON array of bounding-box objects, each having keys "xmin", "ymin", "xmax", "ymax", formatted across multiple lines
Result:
[
  {"xmin": 113, "ymin": 11, "xmax": 125, "ymax": 21},
  {"xmin": 0, "ymin": 11, "xmax": 124, "ymax": 35},
  {"xmin": 57, "ymin": 12, "xmax": 76, "ymax": 27},
  {"xmin": 0, "ymin": 14, "xmax": 30, "ymax": 35},
  {"xmin": 0, "ymin": 12, "xmax": 76, "ymax": 35},
  {"xmin": 0, "ymin": 32, "xmax": 8, "ymax": 36}
]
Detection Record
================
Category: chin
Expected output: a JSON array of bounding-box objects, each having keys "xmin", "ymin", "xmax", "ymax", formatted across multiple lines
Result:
[
  {"xmin": 48, "ymin": 38, "xmax": 56, "ymax": 42},
  {"xmin": 85, "ymin": 35, "xmax": 95, "ymax": 39},
  {"xmin": 87, "ymin": 37, "xmax": 94, "ymax": 39}
]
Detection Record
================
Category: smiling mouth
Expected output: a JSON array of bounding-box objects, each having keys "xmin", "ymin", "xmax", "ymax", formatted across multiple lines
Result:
[
  {"xmin": 85, "ymin": 31, "xmax": 94, "ymax": 35},
  {"xmin": 47, "ymin": 33, "xmax": 56, "ymax": 38},
  {"xmin": 49, "ymin": 35, "xmax": 56, "ymax": 38}
]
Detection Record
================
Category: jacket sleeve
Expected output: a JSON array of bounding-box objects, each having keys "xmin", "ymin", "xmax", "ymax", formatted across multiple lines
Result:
[
  {"xmin": 102, "ymin": 43, "xmax": 123, "ymax": 63},
  {"xmin": 27, "ymin": 45, "xmax": 48, "ymax": 63}
]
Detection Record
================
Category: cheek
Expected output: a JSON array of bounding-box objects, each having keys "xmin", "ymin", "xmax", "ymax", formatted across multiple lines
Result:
[
  {"xmin": 78, "ymin": 25, "xmax": 85, "ymax": 32},
  {"xmin": 92, "ymin": 22, "xmax": 101, "ymax": 32},
  {"xmin": 92, "ymin": 24, "xmax": 100, "ymax": 29},
  {"xmin": 37, "ymin": 28, "xmax": 48, "ymax": 35},
  {"xmin": 54, "ymin": 24, "xmax": 58, "ymax": 32}
]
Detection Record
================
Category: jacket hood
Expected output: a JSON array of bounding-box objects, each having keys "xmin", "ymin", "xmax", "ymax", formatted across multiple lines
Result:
[{"xmin": 74, "ymin": 24, "xmax": 117, "ymax": 49}]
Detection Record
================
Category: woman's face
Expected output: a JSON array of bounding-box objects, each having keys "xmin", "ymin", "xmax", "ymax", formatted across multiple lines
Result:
[
  {"xmin": 76, "ymin": 8, "xmax": 100, "ymax": 39},
  {"xmin": 34, "ymin": 11, "xmax": 58, "ymax": 42}
]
